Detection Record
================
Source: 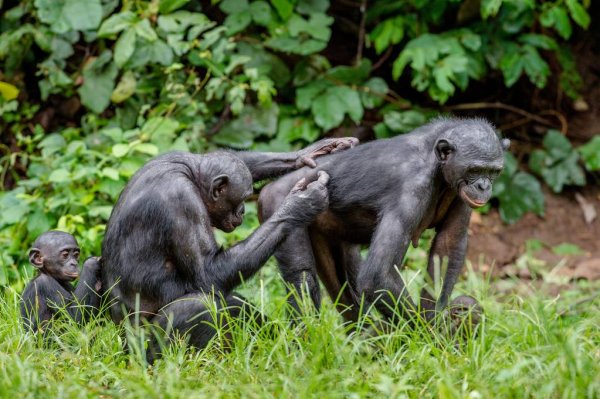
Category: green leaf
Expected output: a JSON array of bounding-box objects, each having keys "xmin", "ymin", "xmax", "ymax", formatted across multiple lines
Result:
[
  {"xmin": 112, "ymin": 143, "xmax": 130, "ymax": 157},
  {"xmin": 0, "ymin": 81, "xmax": 19, "ymax": 101},
  {"xmin": 114, "ymin": 28, "xmax": 136, "ymax": 67},
  {"xmin": 132, "ymin": 143, "xmax": 159, "ymax": 156},
  {"xmin": 540, "ymin": 5, "xmax": 572, "ymax": 39},
  {"xmin": 78, "ymin": 51, "xmax": 118, "ymax": 113},
  {"xmin": 499, "ymin": 45, "xmax": 524, "ymax": 87},
  {"xmin": 249, "ymin": 1, "xmax": 273, "ymax": 26},
  {"xmin": 383, "ymin": 110, "xmax": 427, "ymax": 134},
  {"xmin": 271, "ymin": 0, "xmax": 294, "ymax": 20},
  {"xmin": 552, "ymin": 243, "xmax": 584, "ymax": 256},
  {"xmin": 62, "ymin": 0, "xmax": 102, "ymax": 31},
  {"xmin": 27, "ymin": 209, "xmax": 54, "ymax": 238},
  {"xmin": 98, "ymin": 11, "xmax": 137, "ymax": 37},
  {"xmin": 48, "ymin": 168, "xmax": 71, "ymax": 183},
  {"xmin": 277, "ymin": 116, "xmax": 319, "ymax": 143},
  {"xmin": 360, "ymin": 77, "xmax": 388, "ymax": 109},
  {"xmin": 35, "ymin": 0, "xmax": 102, "ymax": 33},
  {"xmin": 220, "ymin": 0, "xmax": 249, "ymax": 14},
  {"xmin": 518, "ymin": 34, "xmax": 558, "ymax": 50},
  {"xmin": 296, "ymin": 80, "xmax": 330, "ymax": 111},
  {"xmin": 370, "ymin": 16, "xmax": 404, "ymax": 54},
  {"xmin": 134, "ymin": 19, "xmax": 158, "ymax": 42},
  {"xmin": 111, "ymin": 70, "xmax": 137, "ymax": 103},
  {"xmin": 565, "ymin": 0, "xmax": 590, "ymax": 29},
  {"xmin": 101, "ymin": 167, "xmax": 120, "ymax": 181},
  {"xmin": 481, "ymin": 0, "xmax": 503, "ymax": 19},
  {"xmin": 493, "ymin": 153, "xmax": 545, "ymax": 224},
  {"xmin": 212, "ymin": 128, "xmax": 254, "ymax": 149},
  {"xmin": 224, "ymin": 11, "xmax": 252, "ymax": 35},
  {"xmin": 522, "ymin": 45, "xmax": 549, "ymax": 88},
  {"xmin": 578, "ymin": 136, "xmax": 600, "ymax": 171},
  {"xmin": 159, "ymin": 0, "xmax": 191, "ymax": 14},
  {"xmin": 312, "ymin": 86, "xmax": 363, "ymax": 131}
]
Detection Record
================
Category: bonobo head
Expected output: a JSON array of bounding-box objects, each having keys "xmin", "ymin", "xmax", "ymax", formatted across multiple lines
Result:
[
  {"xmin": 202, "ymin": 152, "xmax": 253, "ymax": 233},
  {"xmin": 29, "ymin": 231, "xmax": 80, "ymax": 281},
  {"xmin": 435, "ymin": 119, "xmax": 510, "ymax": 209}
]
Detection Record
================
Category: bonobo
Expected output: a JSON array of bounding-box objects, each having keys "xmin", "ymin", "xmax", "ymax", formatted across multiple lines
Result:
[
  {"xmin": 20, "ymin": 231, "xmax": 102, "ymax": 333},
  {"xmin": 101, "ymin": 138, "xmax": 355, "ymax": 358},
  {"xmin": 259, "ymin": 118, "xmax": 509, "ymax": 324}
]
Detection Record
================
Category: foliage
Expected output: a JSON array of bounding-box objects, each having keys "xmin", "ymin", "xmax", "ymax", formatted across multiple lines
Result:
[
  {"xmin": 529, "ymin": 130, "xmax": 586, "ymax": 193},
  {"xmin": 493, "ymin": 152, "xmax": 545, "ymax": 224},
  {"xmin": 0, "ymin": 0, "xmax": 597, "ymax": 282}
]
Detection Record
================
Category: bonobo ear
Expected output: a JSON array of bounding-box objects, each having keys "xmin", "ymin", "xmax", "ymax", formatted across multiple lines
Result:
[
  {"xmin": 435, "ymin": 139, "xmax": 455, "ymax": 162},
  {"xmin": 501, "ymin": 138, "xmax": 511, "ymax": 151},
  {"xmin": 210, "ymin": 174, "xmax": 229, "ymax": 201},
  {"xmin": 29, "ymin": 248, "xmax": 43, "ymax": 269}
]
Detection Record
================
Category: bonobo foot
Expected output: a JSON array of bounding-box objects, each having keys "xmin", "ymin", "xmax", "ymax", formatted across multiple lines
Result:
[{"xmin": 441, "ymin": 295, "xmax": 483, "ymax": 338}]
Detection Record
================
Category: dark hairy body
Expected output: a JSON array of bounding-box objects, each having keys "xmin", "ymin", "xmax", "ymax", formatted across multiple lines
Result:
[
  {"xmin": 21, "ymin": 231, "xmax": 102, "ymax": 332},
  {"xmin": 259, "ymin": 118, "xmax": 508, "ymax": 322},
  {"xmin": 101, "ymin": 139, "xmax": 355, "ymax": 359}
]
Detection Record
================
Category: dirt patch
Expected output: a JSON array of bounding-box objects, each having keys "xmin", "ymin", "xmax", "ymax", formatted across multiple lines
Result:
[{"xmin": 467, "ymin": 185, "xmax": 600, "ymax": 280}]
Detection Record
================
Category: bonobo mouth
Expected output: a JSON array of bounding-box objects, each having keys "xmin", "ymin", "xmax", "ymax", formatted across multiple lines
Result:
[
  {"xmin": 64, "ymin": 272, "xmax": 79, "ymax": 279},
  {"xmin": 459, "ymin": 190, "xmax": 487, "ymax": 209}
]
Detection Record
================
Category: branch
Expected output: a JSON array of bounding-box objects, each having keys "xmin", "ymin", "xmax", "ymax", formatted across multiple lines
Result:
[
  {"xmin": 355, "ymin": 0, "xmax": 367, "ymax": 65},
  {"xmin": 444, "ymin": 102, "xmax": 568, "ymax": 133}
]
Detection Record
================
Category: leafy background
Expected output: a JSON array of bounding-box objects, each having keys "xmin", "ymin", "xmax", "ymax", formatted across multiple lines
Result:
[{"xmin": 0, "ymin": 0, "xmax": 598, "ymax": 286}]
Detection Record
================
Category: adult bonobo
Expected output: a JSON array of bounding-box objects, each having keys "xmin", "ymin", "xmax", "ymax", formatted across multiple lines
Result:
[
  {"xmin": 259, "ymin": 118, "xmax": 509, "ymax": 324},
  {"xmin": 101, "ymin": 138, "xmax": 355, "ymax": 357}
]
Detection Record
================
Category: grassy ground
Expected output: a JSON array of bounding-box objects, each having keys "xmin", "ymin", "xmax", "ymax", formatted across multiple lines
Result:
[{"xmin": 1, "ymin": 254, "xmax": 599, "ymax": 399}]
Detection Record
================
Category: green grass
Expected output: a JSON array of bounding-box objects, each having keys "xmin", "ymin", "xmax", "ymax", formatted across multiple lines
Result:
[{"xmin": 1, "ymin": 260, "xmax": 599, "ymax": 399}]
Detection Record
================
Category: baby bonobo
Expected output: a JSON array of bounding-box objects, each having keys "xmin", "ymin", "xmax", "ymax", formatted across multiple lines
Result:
[{"xmin": 20, "ymin": 231, "xmax": 102, "ymax": 333}]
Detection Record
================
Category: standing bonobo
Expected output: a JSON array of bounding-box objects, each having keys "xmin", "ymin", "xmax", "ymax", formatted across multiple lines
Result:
[
  {"xmin": 21, "ymin": 231, "xmax": 102, "ymax": 333},
  {"xmin": 259, "ymin": 118, "xmax": 509, "ymax": 324},
  {"xmin": 101, "ymin": 138, "xmax": 356, "ymax": 358}
]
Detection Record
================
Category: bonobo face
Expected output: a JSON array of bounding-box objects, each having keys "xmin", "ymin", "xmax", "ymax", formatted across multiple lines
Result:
[
  {"xmin": 437, "ymin": 123, "xmax": 508, "ymax": 209},
  {"xmin": 208, "ymin": 175, "xmax": 253, "ymax": 233},
  {"xmin": 29, "ymin": 232, "xmax": 81, "ymax": 281}
]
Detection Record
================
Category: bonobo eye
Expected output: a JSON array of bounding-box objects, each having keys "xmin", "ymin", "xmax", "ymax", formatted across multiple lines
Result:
[
  {"xmin": 60, "ymin": 250, "xmax": 69, "ymax": 260},
  {"xmin": 73, "ymin": 250, "xmax": 80, "ymax": 260}
]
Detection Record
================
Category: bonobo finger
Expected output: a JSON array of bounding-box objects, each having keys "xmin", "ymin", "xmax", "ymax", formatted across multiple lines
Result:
[
  {"xmin": 290, "ymin": 177, "xmax": 307, "ymax": 194},
  {"xmin": 317, "ymin": 171, "xmax": 330, "ymax": 185},
  {"xmin": 330, "ymin": 137, "xmax": 359, "ymax": 153},
  {"xmin": 301, "ymin": 156, "xmax": 318, "ymax": 168}
]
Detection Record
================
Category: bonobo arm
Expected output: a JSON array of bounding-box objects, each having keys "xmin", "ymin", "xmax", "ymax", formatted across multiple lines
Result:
[
  {"xmin": 202, "ymin": 173, "xmax": 330, "ymax": 293},
  {"xmin": 420, "ymin": 201, "xmax": 471, "ymax": 315},
  {"xmin": 70, "ymin": 257, "xmax": 102, "ymax": 323},
  {"xmin": 236, "ymin": 138, "xmax": 358, "ymax": 181},
  {"xmin": 357, "ymin": 205, "xmax": 421, "ymax": 321}
]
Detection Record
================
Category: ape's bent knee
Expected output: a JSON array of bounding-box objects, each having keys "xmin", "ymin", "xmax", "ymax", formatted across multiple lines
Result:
[{"xmin": 257, "ymin": 182, "xmax": 286, "ymax": 222}]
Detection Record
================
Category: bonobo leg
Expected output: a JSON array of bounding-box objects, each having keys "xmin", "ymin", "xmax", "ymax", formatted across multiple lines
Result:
[
  {"xmin": 147, "ymin": 292, "xmax": 261, "ymax": 363},
  {"xmin": 313, "ymin": 237, "xmax": 362, "ymax": 322},
  {"xmin": 419, "ymin": 201, "xmax": 471, "ymax": 321},
  {"xmin": 259, "ymin": 171, "xmax": 321, "ymax": 316}
]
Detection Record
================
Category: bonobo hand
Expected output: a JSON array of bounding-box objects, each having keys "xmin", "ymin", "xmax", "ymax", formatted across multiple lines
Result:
[
  {"xmin": 277, "ymin": 171, "xmax": 330, "ymax": 225},
  {"xmin": 83, "ymin": 256, "xmax": 102, "ymax": 291},
  {"xmin": 442, "ymin": 295, "xmax": 483, "ymax": 337},
  {"xmin": 295, "ymin": 137, "xmax": 359, "ymax": 168}
]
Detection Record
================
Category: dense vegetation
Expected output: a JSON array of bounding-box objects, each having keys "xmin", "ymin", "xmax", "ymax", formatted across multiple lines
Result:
[{"xmin": 1, "ymin": 0, "xmax": 598, "ymax": 283}]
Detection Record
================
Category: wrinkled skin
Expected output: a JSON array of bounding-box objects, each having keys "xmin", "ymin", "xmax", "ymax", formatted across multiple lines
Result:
[
  {"xmin": 102, "ymin": 138, "xmax": 355, "ymax": 361},
  {"xmin": 20, "ymin": 231, "xmax": 102, "ymax": 333},
  {"xmin": 259, "ymin": 118, "xmax": 508, "ymax": 325}
]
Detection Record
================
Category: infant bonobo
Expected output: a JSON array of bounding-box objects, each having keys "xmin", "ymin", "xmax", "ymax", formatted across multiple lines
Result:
[{"xmin": 20, "ymin": 231, "xmax": 102, "ymax": 333}]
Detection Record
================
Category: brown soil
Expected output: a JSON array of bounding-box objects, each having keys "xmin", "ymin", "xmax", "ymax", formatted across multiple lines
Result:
[{"xmin": 467, "ymin": 186, "xmax": 600, "ymax": 282}]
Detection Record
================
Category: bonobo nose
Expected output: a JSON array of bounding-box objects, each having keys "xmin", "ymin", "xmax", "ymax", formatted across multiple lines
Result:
[{"xmin": 476, "ymin": 179, "xmax": 490, "ymax": 191}]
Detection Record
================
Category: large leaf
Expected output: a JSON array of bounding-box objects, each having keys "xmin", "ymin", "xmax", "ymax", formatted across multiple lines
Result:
[
  {"xmin": 493, "ymin": 153, "xmax": 545, "ymax": 224},
  {"xmin": 578, "ymin": 136, "xmax": 600, "ymax": 171},
  {"xmin": 311, "ymin": 86, "xmax": 363, "ymax": 131},
  {"xmin": 114, "ymin": 28, "xmax": 136, "ymax": 67},
  {"xmin": 78, "ymin": 51, "xmax": 118, "ymax": 113},
  {"xmin": 35, "ymin": 0, "xmax": 103, "ymax": 33}
]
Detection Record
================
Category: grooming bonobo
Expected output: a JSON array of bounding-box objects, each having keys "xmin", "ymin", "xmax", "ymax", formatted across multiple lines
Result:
[
  {"xmin": 101, "ymin": 138, "xmax": 356, "ymax": 358},
  {"xmin": 20, "ymin": 231, "xmax": 102, "ymax": 333},
  {"xmin": 259, "ymin": 118, "xmax": 509, "ymax": 325}
]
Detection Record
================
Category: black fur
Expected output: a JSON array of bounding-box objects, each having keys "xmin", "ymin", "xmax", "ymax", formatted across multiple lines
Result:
[
  {"xmin": 259, "ymin": 118, "xmax": 508, "ymax": 322},
  {"xmin": 20, "ymin": 231, "xmax": 102, "ymax": 332}
]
